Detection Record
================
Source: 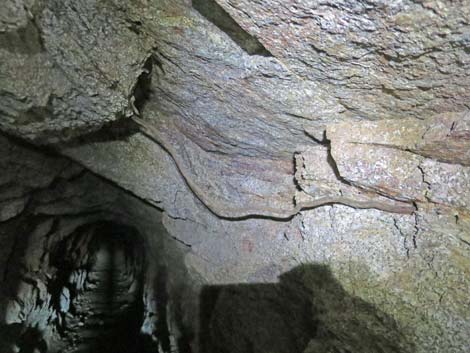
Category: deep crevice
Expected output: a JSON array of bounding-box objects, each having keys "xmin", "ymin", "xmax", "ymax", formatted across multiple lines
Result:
[
  {"xmin": 55, "ymin": 118, "xmax": 141, "ymax": 147},
  {"xmin": 192, "ymin": 0, "xmax": 272, "ymax": 57},
  {"xmin": 133, "ymin": 56, "xmax": 155, "ymax": 114}
]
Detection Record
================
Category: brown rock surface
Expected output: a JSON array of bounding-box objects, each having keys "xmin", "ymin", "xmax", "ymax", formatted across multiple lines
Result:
[{"xmin": 0, "ymin": 1, "xmax": 469, "ymax": 353}]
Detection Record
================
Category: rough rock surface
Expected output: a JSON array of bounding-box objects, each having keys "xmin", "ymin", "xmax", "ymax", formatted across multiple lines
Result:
[
  {"xmin": 326, "ymin": 112, "xmax": 470, "ymax": 207},
  {"xmin": 216, "ymin": 0, "xmax": 470, "ymax": 119},
  {"xmin": 1, "ymin": 0, "xmax": 469, "ymax": 353},
  {"xmin": 0, "ymin": 136, "xmax": 173, "ymax": 353},
  {"xmin": 1, "ymin": 0, "xmax": 154, "ymax": 143}
]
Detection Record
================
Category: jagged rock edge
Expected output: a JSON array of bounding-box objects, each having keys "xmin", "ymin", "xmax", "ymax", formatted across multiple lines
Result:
[{"xmin": 133, "ymin": 117, "xmax": 415, "ymax": 220}]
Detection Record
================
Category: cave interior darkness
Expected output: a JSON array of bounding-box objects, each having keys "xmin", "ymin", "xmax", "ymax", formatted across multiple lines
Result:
[
  {"xmin": 9, "ymin": 221, "xmax": 158, "ymax": 353},
  {"xmin": 50, "ymin": 222, "xmax": 148, "ymax": 353}
]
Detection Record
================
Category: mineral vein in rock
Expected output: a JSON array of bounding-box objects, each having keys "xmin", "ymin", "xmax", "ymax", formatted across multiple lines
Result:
[{"xmin": 134, "ymin": 117, "xmax": 415, "ymax": 219}]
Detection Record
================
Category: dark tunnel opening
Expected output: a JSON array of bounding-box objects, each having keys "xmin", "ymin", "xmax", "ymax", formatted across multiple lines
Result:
[
  {"xmin": 48, "ymin": 221, "xmax": 156, "ymax": 353},
  {"xmin": 1, "ymin": 220, "xmax": 163, "ymax": 353}
]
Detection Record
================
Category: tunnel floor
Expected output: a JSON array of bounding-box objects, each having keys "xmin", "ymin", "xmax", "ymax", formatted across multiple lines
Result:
[{"xmin": 51, "ymin": 224, "xmax": 153, "ymax": 353}]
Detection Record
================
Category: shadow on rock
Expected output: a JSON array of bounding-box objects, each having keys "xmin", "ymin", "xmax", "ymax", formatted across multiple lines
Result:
[{"xmin": 200, "ymin": 263, "xmax": 413, "ymax": 353}]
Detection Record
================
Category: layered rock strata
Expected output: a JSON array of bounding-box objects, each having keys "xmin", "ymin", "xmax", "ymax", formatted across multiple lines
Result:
[{"xmin": 1, "ymin": 0, "xmax": 469, "ymax": 353}]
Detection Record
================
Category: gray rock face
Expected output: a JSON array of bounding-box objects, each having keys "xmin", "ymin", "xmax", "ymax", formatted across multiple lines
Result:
[
  {"xmin": 216, "ymin": 0, "xmax": 470, "ymax": 120},
  {"xmin": 0, "ymin": 0, "xmax": 153, "ymax": 143},
  {"xmin": 0, "ymin": 1, "xmax": 469, "ymax": 353}
]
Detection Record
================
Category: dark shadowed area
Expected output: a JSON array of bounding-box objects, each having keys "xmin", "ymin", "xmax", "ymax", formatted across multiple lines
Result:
[{"xmin": 200, "ymin": 264, "xmax": 413, "ymax": 353}]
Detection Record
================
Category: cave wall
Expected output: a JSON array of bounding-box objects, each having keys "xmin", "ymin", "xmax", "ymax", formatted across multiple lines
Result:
[
  {"xmin": 0, "ymin": 135, "xmax": 186, "ymax": 352},
  {"xmin": 1, "ymin": 0, "xmax": 469, "ymax": 353}
]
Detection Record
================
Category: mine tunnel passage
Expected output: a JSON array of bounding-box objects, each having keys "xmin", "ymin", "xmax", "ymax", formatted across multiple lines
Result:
[{"xmin": 47, "ymin": 222, "xmax": 154, "ymax": 353}]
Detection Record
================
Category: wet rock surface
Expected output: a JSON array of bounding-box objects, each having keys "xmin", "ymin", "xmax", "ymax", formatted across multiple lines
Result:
[{"xmin": 1, "ymin": 0, "xmax": 469, "ymax": 353}]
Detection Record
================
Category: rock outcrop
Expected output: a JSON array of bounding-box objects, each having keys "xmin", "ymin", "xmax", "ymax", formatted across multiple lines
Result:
[{"xmin": 1, "ymin": 1, "xmax": 469, "ymax": 353}]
